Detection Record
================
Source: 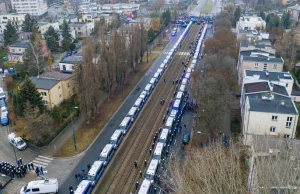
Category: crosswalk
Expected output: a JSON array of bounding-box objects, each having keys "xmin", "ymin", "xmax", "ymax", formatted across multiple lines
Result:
[
  {"xmin": 162, "ymin": 51, "xmax": 171, "ymax": 55},
  {"xmin": 32, "ymin": 155, "xmax": 53, "ymax": 169},
  {"xmin": 177, "ymin": 52, "xmax": 190, "ymax": 56}
]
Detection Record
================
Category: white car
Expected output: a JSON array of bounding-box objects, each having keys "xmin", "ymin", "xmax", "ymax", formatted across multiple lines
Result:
[{"xmin": 8, "ymin": 133, "xmax": 27, "ymax": 150}]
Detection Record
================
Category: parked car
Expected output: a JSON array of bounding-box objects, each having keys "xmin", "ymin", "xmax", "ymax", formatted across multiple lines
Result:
[
  {"xmin": 8, "ymin": 133, "xmax": 27, "ymax": 150},
  {"xmin": 183, "ymin": 133, "xmax": 190, "ymax": 144}
]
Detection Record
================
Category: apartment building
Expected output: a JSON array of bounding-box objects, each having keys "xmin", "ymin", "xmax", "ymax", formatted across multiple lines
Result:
[
  {"xmin": 10, "ymin": 0, "xmax": 48, "ymax": 16},
  {"xmin": 0, "ymin": 13, "xmax": 26, "ymax": 34},
  {"xmin": 7, "ymin": 41, "xmax": 29, "ymax": 62}
]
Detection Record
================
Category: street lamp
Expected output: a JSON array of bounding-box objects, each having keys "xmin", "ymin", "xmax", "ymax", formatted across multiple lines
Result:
[{"xmin": 70, "ymin": 106, "xmax": 78, "ymax": 150}]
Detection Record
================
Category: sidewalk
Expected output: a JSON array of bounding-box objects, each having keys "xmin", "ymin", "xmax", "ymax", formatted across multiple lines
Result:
[{"xmin": 29, "ymin": 116, "xmax": 84, "ymax": 157}]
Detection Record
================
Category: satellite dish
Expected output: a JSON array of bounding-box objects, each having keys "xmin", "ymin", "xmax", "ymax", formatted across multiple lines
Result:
[{"xmin": 269, "ymin": 148, "xmax": 273, "ymax": 154}]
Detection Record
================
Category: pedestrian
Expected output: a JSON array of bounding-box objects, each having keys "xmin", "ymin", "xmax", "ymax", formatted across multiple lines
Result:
[
  {"xmin": 172, "ymin": 80, "xmax": 174, "ymax": 85},
  {"xmin": 136, "ymin": 182, "xmax": 139, "ymax": 190},
  {"xmin": 69, "ymin": 186, "xmax": 73, "ymax": 193},
  {"xmin": 149, "ymin": 149, "xmax": 152, "ymax": 155},
  {"xmin": 17, "ymin": 160, "xmax": 20, "ymax": 167},
  {"xmin": 163, "ymin": 99, "xmax": 165, "ymax": 104},
  {"xmin": 27, "ymin": 163, "xmax": 31, "ymax": 171},
  {"xmin": 35, "ymin": 167, "xmax": 40, "ymax": 177},
  {"xmin": 30, "ymin": 163, "xmax": 34, "ymax": 170},
  {"xmin": 75, "ymin": 173, "xmax": 78, "ymax": 181},
  {"xmin": 166, "ymin": 108, "xmax": 169, "ymax": 115},
  {"xmin": 134, "ymin": 161, "xmax": 138, "ymax": 168},
  {"xmin": 40, "ymin": 167, "xmax": 44, "ymax": 175},
  {"xmin": 81, "ymin": 168, "xmax": 85, "ymax": 175},
  {"xmin": 163, "ymin": 116, "xmax": 166, "ymax": 124},
  {"xmin": 19, "ymin": 158, "xmax": 22, "ymax": 165},
  {"xmin": 140, "ymin": 170, "xmax": 143, "ymax": 177},
  {"xmin": 152, "ymin": 143, "xmax": 155, "ymax": 150},
  {"xmin": 87, "ymin": 164, "xmax": 91, "ymax": 171},
  {"xmin": 144, "ymin": 160, "xmax": 147, "ymax": 167},
  {"xmin": 164, "ymin": 78, "xmax": 166, "ymax": 83},
  {"xmin": 184, "ymin": 124, "xmax": 186, "ymax": 129}
]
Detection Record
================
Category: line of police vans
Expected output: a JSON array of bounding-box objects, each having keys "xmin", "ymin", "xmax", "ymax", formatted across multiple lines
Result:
[
  {"xmin": 137, "ymin": 24, "xmax": 208, "ymax": 194},
  {"xmin": 71, "ymin": 22, "xmax": 193, "ymax": 194}
]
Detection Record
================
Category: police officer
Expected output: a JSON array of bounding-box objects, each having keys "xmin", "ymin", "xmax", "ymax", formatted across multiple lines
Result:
[
  {"xmin": 28, "ymin": 163, "xmax": 31, "ymax": 170},
  {"xmin": 140, "ymin": 171, "xmax": 143, "ymax": 177},
  {"xmin": 149, "ymin": 149, "xmax": 152, "ymax": 155},
  {"xmin": 144, "ymin": 160, "xmax": 147, "ymax": 167},
  {"xmin": 134, "ymin": 161, "xmax": 138, "ymax": 168},
  {"xmin": 136, "ymin": 182, "xmax": 139, "ymax": 190}
]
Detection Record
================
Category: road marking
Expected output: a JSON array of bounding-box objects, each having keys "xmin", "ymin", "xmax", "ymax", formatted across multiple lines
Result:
[{"xmin": 32, "ymin": 155, "xmax": 53, "ymax": 169}]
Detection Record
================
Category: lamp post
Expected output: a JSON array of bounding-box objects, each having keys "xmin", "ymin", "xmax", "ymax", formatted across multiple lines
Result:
[{"xmin": 70, "ymin": 106, "xmax": 78, "ymax": 150}]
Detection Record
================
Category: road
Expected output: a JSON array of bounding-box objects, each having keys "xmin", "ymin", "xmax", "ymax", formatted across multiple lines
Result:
[{"xmin": 59, "ymin": 26, "xmax": 188, "ymax": 193}]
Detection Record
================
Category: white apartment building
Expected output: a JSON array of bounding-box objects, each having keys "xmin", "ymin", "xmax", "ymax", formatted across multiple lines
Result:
[
  {"xmin": 38, "ymin": 22, "xmax": 59, "ymax": 34},
  {"xmin": 243, "ymin": 70, "xmax": 294, "ymax": 96},
  {"xmin": 10, "ymin": 0, "xmax": 48, "ymax": 16},
  {"xmin": 59, "ymin": 55, "xmax": 82, "ymax": 72},
  {"xmin": 69, "ymin": 22, "xmax": 94, "ymax": 38},
  {"xmin": 0, "ymin": 13, "xmax": 26, "ymax": 34},
  {"xmin": 236, "ymin": 16, "xmax": 266, "ymax": 32},
  {"xmin": 7, "ymin": 41, "xmax": 29, "ymax": 62}
]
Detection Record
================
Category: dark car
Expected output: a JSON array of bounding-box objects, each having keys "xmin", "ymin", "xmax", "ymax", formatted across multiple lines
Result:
[{"xmin": 183, "ymin": 133, "xmax": 190, "ymax": 144}]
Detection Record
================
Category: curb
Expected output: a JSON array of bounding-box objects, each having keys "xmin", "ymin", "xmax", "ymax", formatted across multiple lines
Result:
[{"xmin": 43, "ymin": 35, "xmax": 174, "ymax": 160}]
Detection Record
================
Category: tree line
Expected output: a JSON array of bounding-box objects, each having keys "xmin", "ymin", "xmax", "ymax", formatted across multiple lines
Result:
[{"xmin": 75, "ymin": 22, "xmax": 148, "ymax": 122}]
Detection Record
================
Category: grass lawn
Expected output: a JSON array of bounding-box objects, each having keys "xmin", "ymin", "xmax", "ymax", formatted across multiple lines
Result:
[
  {"xmin": 0, "ymin": 49, "xmax": 7, "ymax": 59},
  {"xmin": 54, "ymin": 52, "xmax": 160, "ymax": 157},
  {"xmin": 203, "ymin": 0, "xmax": 213, "ymax": 14}
]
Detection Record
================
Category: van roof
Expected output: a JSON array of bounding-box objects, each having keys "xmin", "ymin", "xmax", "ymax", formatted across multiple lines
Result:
[
  {"xmin": 134, "ymin": 98, "xmax": 143, "ymax": 106},
  {"xmin": 187, "ymin": 67, "xmax": 192, "ymax": 73},
  {"xmin": 150, "ymin": 78, "xmax": 156, "ymax": 84},
  {"xmin": 110, "ymin": 130, "xmax": 122, "ymax": 141},
  {"xmin": 157, "ymin": 68, "xmax": 163, "ymax": 73},
  {"xmin": 159, "ymin": 128, "xmax": 169, "ymax": 140},
  {"xmin": 27, "ymin": 179, "xmax": 58, "ymax": 188},
  {"xmin": 100, "ymin": 144, "xmax": 114, "ymax": 158},
  {"xmin": 88, "ymin": 161, "xmax": 104, "ymax": 176},
  {"xmin": 74, "ymin": 180, "xmax": 91, "ymax": 194},
  {"xmin": 173, "ymin": 99, "xmax": 181, "ymax": 108},
  {"xmin": 165, "ymin": 117, "xmax": 174, "ymax": 127},
  {"xmin": 176, "ymin": 91, "xmax": 183, "ymax": 99},
  {"xmin": 128, "ymin": 107, "xmax": 138, "ymax": 116},
  {"xmin": 185, "ymin": 73, "xmax": 191, "ymax": 79},
  {"xmin": 153, "ymin": 72, "xmax": 160, "ymax": 78},
  {"xmin": 120, "ymin": 117, "xmax": 131, "ymax": 127},
  {"xmin": 160, "ymin": 63, "xmax": 166, "ymax": 68},
  {"xmin": 145, "ymin": 84, "xmax": 152, "ymax": 91},
  {"xmin": 170, "ymin": 109, "xmax": 178, "ymax": 118},
  {"xmin": 138, "ymin": 179, "xmax": 151, "ymax": 194},
  {"xmin": 154, "ymin": 142, "xmax": 164, "ymax": 156},
  {"xmin": 166, "ymin": 55, "xmax": 170, "ymax": 60},
  {"xmin": 163, "ymin": 59, "xmax": 168, "ymax": 63},
  {"xmin": 179, "ymin": 84, "xmax": 186, "ymax": 92},
  {"xmin": 146, "ymin": 159, "xmax": 159, "ymax": 176}
]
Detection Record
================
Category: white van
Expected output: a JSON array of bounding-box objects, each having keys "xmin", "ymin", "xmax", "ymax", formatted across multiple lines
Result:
[
  {"xmin": 165, "ymin": 116, "xmax": 175, "ymax": 130},
  {"xmin": 138, "ymin": 179, "xmax": 152, "ymax": 194},
  {"xmin": 99, "ymin": 144, "xmax": 115, "ymax": 166},
  {"xmin": 20, "ymin": 179, "xmax": 58, "ymax": 194},
  {"xmin": 127, "ymin": 106, "xmax": 139, "ymax": 121},
  {"xmin": 185, "ymin": 72, "xmax": 191, "ymax": 80},
  {"xmin": 159, "ymin": 128, "xmax": 169, "ymax": 146},
  {"xmin": 144, "ymin": 84, "xmax": 153, "ymax": 94},
  {"xmin": 176, "ymin": 91, "xmax": 184, "ymax": 100},
  {"xmin": 74, "ymin": 180, "xmax": 93, "ymax": 194},
  {"xmin": 153, "ymin": 142, "xmax": 164, "ymax": 161},
  {"xmin": 87, "ymin": 161, "xmax": 105, "ymax": 186},
  {"xmin": 145, "ymin": 159, "xmax": 159, "ymax": 181},
  {"xmin": 186, "ymin": 67, "xmax": 192, "ymax": 73},
  {"xmin": 153, "ymin": 72, "xmax": 160, "ymax": 79},
  {"xmin": 139, "ymin": 90, "xmax": 149, "ymax": 102},
  {"xmin": 134, "ymin": 98, "xmax": 144, "ymax": 110},
  {"xmin": 109, "ymin": 129, "xmax": 123, "ymax": 149},
  {"xmin": 179, "ymin": 84, "xmax": 186, "ymax": 92},
  {"xmin": 149, "ymin": 77, "xmax": 157, "ymax": 86},
  {"xmin": 160, "ymin": 63, "xmax": 166, "ymax": 70},
  {"xmin": 119, "ymin": 117, "xmax": 132, "ymax": 134}
]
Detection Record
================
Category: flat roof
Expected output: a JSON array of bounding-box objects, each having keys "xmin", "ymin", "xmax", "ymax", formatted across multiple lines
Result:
[
  {"xmin": 243, "ymin": 56, "xmax": 283, "ymax": 63},
  {"xmin": 10, "ymin": 41, "xmax": 29, "ymax": 48},
  {"xmin": 244, "ymin": 82, "xmax": 270, "ymax": 94},
  {"xmin": 120, "ymin": 117, "xmax": 131, "ymax": 127},
  {"xmin": 146, "ymin": 159, "xmax": 159, "ymax": 176},
  {"xmin": 128, "ymin": 106, "xmax": 138, "ymax": 116},
  {"xmin": 39, "ymin": 72, "xmax": 73, "ymax": 81},
  {"xmin": 100, "ymin": 144, "xmax": 114, "ymax": 158},
  {"xmin": 30, "ymin": 77, "xmax": 60, "ymax": 90},
  {"xmin": 245, "ymin": 70, "xmax": 292, "ymax": 82},
  {"xmin": 74, "ymin": 180, "xmax": 90, "ymax": 194},
  {"xmin": 154, "ymin": 142, "xmax": 164, "ymax": 156}
]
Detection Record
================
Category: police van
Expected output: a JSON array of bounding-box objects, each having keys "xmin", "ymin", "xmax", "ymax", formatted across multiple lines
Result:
[
  {"xmin": 159, "ymin": 128, "xmax": 169, "ymax": 146},
  {"xmin": 127, "ymin": 106, "xmax": 139, "ymax": 121},
  {"xmin": 157, "ymin": 68, "xmax": 163, "ymax": 76},
  {"xmin": 163, "ymin": 59, "xmax": 168, "ymax": 66},
  {"xmin": 176, "ymin": 91, "xmax": 184, "ymax": 100},
  {"xmin": 109, "ymin": 130, "xmax": 123, "ymax": 149},
  {"xmin": 153, "ymin": 142, "xmax": 164, "ymax": 161},
  {"xmin": 166, "ymin": 54, "xmax": 171, "ymax": 62},
  {"xmin": 87, "ymin": 161, "xmax": 105, "ymax": 186},
  {"xmin": 165, "ymin": 116, "xmax": 175, "ymax": 130},
  {"xmin": 140, "ymin": 90, "xmax": 149, "ymax": 102},
  {"xmin": 149, "ymin": 77, "xmax": 157, "ymax": 86},
  {"xmin": 179, "ymin": 84, "xmax": 186, "ymax": 92},
  {"xmin": 144, "ymin": 84, "xmax": 154, "ymax": 94},
  {"xmin": 170, "ymin": 109, "xmax": 178, "ymax": 119},
  {"xmin": 173, "ymin": 99, "xmax": 181, "ymax": 110},
  {"xmin": 134, "ymin": 97, "xmax": 144, "ymax": 110},
  {"xmin": 99, "ymin": 144, "xmax": 115, "ymax": 166},
  {"xmin": 181, "ymin": 78, "xmax": 188, "ymax": 85},
  {"xmin": 170, "ymin": 48, "xmax": 175, "ymax": 56},
  {"xmin": 20, "ymin": 179, "xmax": 58, "ymax": 194},
  {"xmin": 119, "ymin": 117, "xmax": 132, "ymax": 134},
  {"xmin": 186, "ymin": 67, "xmax": 192, "ymax": 73},
  {"xmin": 185, "ymin": 72, "xmax": 191, "ymax": 80},
  {"xmin": 74, "ymin": 180, "xmax": 93, "ymax": 194},
  {"xmin": 145, "ymin": 159, "xmax": 159, "ymax": 181},
  {"xmin": 160, "ymin": 63, "xmax": 166, "ymax": 70},
  {"xmin": 138, "ymin": 179, "xmax": 153, "ymax": 194},
  {"xmin": 153, "ymin": 72, "xmax": 160, "ymax": 80}
]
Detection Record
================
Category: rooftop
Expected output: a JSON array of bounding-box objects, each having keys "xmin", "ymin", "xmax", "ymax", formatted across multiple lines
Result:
[
  {"xmin": 30, "ymin": 77, "xmax": 60, "ymax": 90},
  {"xmin": 287, "ymin": 4, "xmax": 300, "ymax": 11},
  {"xmin": 242, "ymin": 56, "xmax": 283, "ymax": 63},
  {"xmin": 60, "ymin": 56, "xmax": 82, "ymax": 64},
  {"xmin": 39, "ymin": 72, "xmax": 73, "ymax": 81},
  {"xmin": 244, "ymin": 82, "xmax": 270, "ymax": 93},
  {"xmin": 247, "ymin": 93, "xmax": 297, "ymax": 115},
  {"xmin": 10, "ymin": 41, "xmax": 29, "ymax": 48},
  {"xmin": 245, "ymin": 70, "xmax": 293, "ymax": 82},
  {"xmin": 240, "ymin": 50, "xmax": 275, "ymax": 57},
  {"xmin": 69, "ymin": 22, "xmax": 88, "ymax": 27}
]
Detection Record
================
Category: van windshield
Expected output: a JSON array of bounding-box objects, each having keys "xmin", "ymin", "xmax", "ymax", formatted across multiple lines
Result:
[
  {"xmin": 87, "ymin": 175, "xmax": 95, "ymax": 181},
  {"xmin": 23, "ymin": 184, "xmax": 28, "ymax": 192},
  {"xmin": 110, "ymin": 139, "xmax": 117, "ymax": 144},
  {"xmin": 16, "ymin": 139, "xmax": 25, "ymax": 146},
  {"xmin": 99, "ymin": 156, "xmax": 107, "ymax": 161}
]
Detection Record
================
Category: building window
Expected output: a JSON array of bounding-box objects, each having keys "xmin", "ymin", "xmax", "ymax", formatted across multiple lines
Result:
[
  {"xmin": 58, "ymin": 86, "xmax": 61, "ymax": 90},
  {"xmin": 284, "ymin": 134, "xmax": 290, "ymax": 139},
  {"xmin": 286, "ymin": 117, "xmax": 293, "ymax": 128},
  {"xmin": 272, "ymin": 116, "xmax": 278, "ymax": 121},
  {"xmin": 67, "ymin": 82, "xmax": 70, "ymax": 88},
  {"xmin": 270, "ymin": 126, "xmax": 276, "ymax": 133},
  {"xmin": 254, "ymin": 63, "xmax": 258, "ymax": 68},
  {"xmin": 59, "ymin": 94, "xmax": 62, "ymax": 99},
  {"xmin": 41, "ymin": 92, "xmax": 47, "ymax": 97},
  {"xmin": 273, "ymin": 64, "xmax": 277, "ymax": 69},
  {"xmin": 286, "ymin": 83, "xmax": 288, "ymax": 87},
  {"xmin": 43, "ymin": 100, "xmax": 48, "ymax": 105}
]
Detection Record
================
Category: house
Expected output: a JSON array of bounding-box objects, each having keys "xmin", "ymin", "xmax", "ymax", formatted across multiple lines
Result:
[
  {"xmin": 54, "ymin": 29, "xmax": 76, "ymax": 47},
  {"xmin": 39, "ymin": 72, "xmax": 77, "ymax": 100},
  {"xmin": 69, "ymin": 22, "xmax": 94, "ymax": 38},
  {"xmin": 7, "ymin": 41, "xmax": 29, "ymax": 62},
  {"xmin": 59, "ymin": 15, "xmax": 78, "ymax": 25},
  {"xmin": 38, "ymin": 22, "xmax": 59, "ymax": 34},
  {"xmin": 30, "ymin": 77, "xmax": 63, "ymax": 109},
  {"xmin": 0, "ymin": 13, "xmax": 26, "ymax": 34},
  {"xmin": 59, "ymin": 55, "xmax": 82, "ymax": 72},
  {"xmin": 243, "ymin": 70, "xmax": 294, "ymax": 96},
  {"xmin": 236, "ymin": 16, "xmax": 266, "ymax": 33},
  {"xmin": 241, "ymin": 81, "xmax": 298, "ymax": 145},
  {"xmin": 287, "ymin": 4, "xmax": 300, "ymax": 21}
]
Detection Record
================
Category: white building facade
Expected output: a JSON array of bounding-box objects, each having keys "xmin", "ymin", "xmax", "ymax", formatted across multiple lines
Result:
[
  {"xmin": 10, "ymin": 0, "xmax": 48, "ymax": 16},
  {"xmin": 0, "ymin": 13, "xmax": 26, "ymax": 34},
  {"xmin": 236, "ymin": 16, "xmax": 266, "ymax": 32}
]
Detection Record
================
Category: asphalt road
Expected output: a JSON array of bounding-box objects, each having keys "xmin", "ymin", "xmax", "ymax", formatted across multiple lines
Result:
[{"xmin": 59, "ymin": 27, "xmax": 187, "ymax": 193}]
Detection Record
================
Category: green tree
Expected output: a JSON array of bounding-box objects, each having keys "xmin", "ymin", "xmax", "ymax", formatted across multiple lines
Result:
[
  {"xmin": 161, "ymin": 9, "xmax": 171, "ymax": 26},
  {"xmin": 259, "ymin": 11, "xmax": 266, "ymax": 20},
  {"xmin": 148, "ymin": 28, "xmax": 155, "ymax": 42},
  {"xmin": 51, "ymin": 106, "xmax": 62, "ymax": 122},
  {"xmin": 44, "ymin": 26, "xmax": 59, "ymax": 51},
  {"xmin": 61, "ymin": 20, "xmax": 75, "ymax": 51},
  {"xmin": 21, "ymin": 14, "xmax": 38, "ymax": 32},
  {"xmin": 62, "ymin": 39, "xmax": 75, "ymax": 51},
  {"xmin": 15, "ymin": 76, "xmax": 44, "ymax": 116},
  {"xmin": 4, "ymin": 21, "xmax": 18, "ymax": 45},
  {"xmin": 266, "ymin": 13, "xmax": 280, "ymax": 31},
  {"xmin": 281, "ymin": 11, "xmax": 290, "ymax": 29},
  {"xmin": 234, "ymin": 7, "xmax": 241, "ymax": 25}
]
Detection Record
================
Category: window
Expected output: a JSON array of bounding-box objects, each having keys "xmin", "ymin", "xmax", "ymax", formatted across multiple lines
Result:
[
  {"xmin": 67, "ymin": 82, "xmax": 70, "ymax": 88},
  {"xmin": 32, "ymin": 188, "xmax": 40, "ymax": 192},
  {"xmin": 58, "ymin": 86, "xmax": 61, "ymax": 90},
  {"xmin": 272, "ymin": 115, "xmax": 278, "ymax": 121},
  {"xmin": 41, "ymin": 92, "xmax": 47, "ymax": 97},
  {"xmin": 286, "ymin": 117, "xmax": 293, "ymax": 128},
  {"xmin": 263, "ymin": 64, "xmax": 267, "ymax": 71},
  {"xmin": 270, "ymin": 127, "xmax": 276, "ymax": 132},
  {"xmin": 59, "ymin": 94, "xmax": 62, "ymax": 99},
  {"xmin": 273, "ymin": 64, "xmax": 277, "ymax": 69},
  {"xmin": 254, "ymin": 63, "xmax": 258, "ymax": 68},
  {"xmin": 43, "ymin": 101, "xmax": 48, "ymax": 105},
  {"xmin": 284, "ymin": 134, "xmax": 290, "ymax": 138}
]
